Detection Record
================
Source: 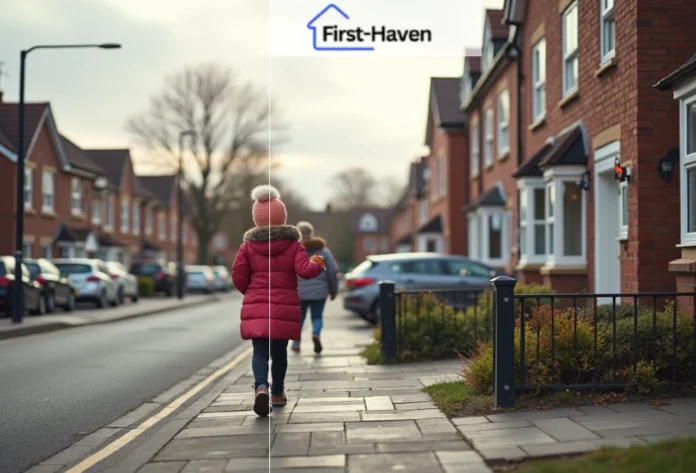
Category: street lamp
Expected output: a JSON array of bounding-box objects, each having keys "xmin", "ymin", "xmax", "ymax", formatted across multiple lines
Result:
[
  {"xmin": 177, "ymin": 130, "xmax": 195, "ymax": 300},
  {"xmin": 12, "ymin": 43, "xmax": 121, "ymax": 324}
]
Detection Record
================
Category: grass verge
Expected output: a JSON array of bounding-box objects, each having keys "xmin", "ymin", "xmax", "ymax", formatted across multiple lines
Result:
[
  {"xmin": 424, "ymin": 380, "xmax": 696, "ymax": 418},
  {"xmin": 501, "ymin": 437, "xmax": 696, "ymax": 473}
]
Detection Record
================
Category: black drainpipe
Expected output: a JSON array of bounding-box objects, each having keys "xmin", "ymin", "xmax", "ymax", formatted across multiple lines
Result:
[{"xmin": 507, "ymin": 25, "xmax": 524, "ymax": 272}]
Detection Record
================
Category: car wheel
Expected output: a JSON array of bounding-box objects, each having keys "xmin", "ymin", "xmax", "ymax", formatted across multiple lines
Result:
[
  {"xmin": 97, "ymin": 291, "xmax": 107, "ymax": 308},
  {"xmin": 131, "ymin": 293, "xmax": 139, "ymax": 303},
  {"xmin": 31, "ymin": 295, "xmax": 47, "ymax": 316},
  {"xmin": 46, "ymin": 292, "xmax": 56, "ymax": 313},
  {"xmin": 117, "ymin": 287, "xmax": 125, "ymax": 305},
  {"xmin": 369, "ymin": 301, "xmax": 381, "ymax": 324},
  {"xmin": 63, "ymin": 292, "xmax": 75, "ymax": 312}
]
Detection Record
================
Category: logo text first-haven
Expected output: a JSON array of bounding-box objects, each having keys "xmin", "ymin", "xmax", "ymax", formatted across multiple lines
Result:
[{"xmin": 322, "ymin": 25, "xmax": 432, "ymax": 43}]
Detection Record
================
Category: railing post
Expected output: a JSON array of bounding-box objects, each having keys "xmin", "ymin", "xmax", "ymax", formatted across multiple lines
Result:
[
  {"xmin": 491, "ymin": 276, "xmax": 517, "ymax": 408},
  {"xmin": 379, "ymin": 280, "xmax": 397, "ymax": 361}
]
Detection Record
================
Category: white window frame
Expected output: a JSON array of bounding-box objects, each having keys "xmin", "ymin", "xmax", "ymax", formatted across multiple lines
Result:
[
  {"xmin": 562, "ymin": 1, "xmax": 579, "ymax": 97},
  {"xmin": 467, "ymin": 208, "xmax": 510, "ymax": 268},
  {"xmin": 92, "ymin": 197, "xmax": 101, "ymax": 225},
  {"xmin": 105, "ymin": 196, "xmax": 114, "ymax": 230},
  {"xmin": 543, "ymin": 166, "xmax": 587, "ymax": 267},
  {"xmin": 484, "ymin": 108, "xmax": 494, "ymax": 168},
  {"xmin": 158, "ymin": 212, "xmax": 166, "ymax": 240},
  {"xmin": 676, "ymin": 80, "xmax": 696, "ymax": 246},
  {"xmin": 532, "ymin": 38, "xmax": 547, "ymax": 121},
  {"xmin": 146, "ymin": 206, "xmax": 153, "ymax": 235},
  {"xmin": 618, "ymin": 180, "xmax": 628, "ymax": 240},
  {"xmin": 71, "ymin": 178, "xmax": 83, "ymax": 216},
  {"xmin": 600, "ymin": 0, "xmax": 616, "ymax": 63},
  {"xmin": 517, "ymin": 178, "xmax": 547, "ymax": 265},
  {"xmin": 497, "ymin": 90, "xmax": 510, "ymax": 156},
  {"xmin": 23, "ymin": 241, "xmax": 32, "ymax": 258},
  {"xmin": 430, "ymin": 161, "xmax": 438, "ymax": 200},
  {"xmin": 418, "ymin": 199, "xmax": 429, "ymax": 226},
  {"xmin": 132, "ymin": 201, "xmax": 141, "ymax": 235},
  {"xmin": 41, "ymin": 243, "xmax": 52, "ymax": 259},
  {"xmin": 171, "ymin": 217, "xmax": 177, "ymax": 242},
  {"xmin": 438, "ymin": 152, "xmax": 447, "ymax": 197},
  {"xmin": 120, "ymin": 196, "xmax": 130, "ymax": 233},
  {"xmin": 41, "ymin": 170, "xmax": 55, "ymax": 213},
  {"xmin": 471, "ymin": 123, "xmax": 480, "ymax": 177},
  {"xmin": 24, "ymin": 167, "xmax": 33, "ymax": 210}
]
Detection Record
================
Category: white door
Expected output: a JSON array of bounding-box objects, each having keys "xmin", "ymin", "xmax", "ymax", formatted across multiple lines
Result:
[{"xmin": 594, "ymin": 142, "xmax": 621, "ymax": 301}]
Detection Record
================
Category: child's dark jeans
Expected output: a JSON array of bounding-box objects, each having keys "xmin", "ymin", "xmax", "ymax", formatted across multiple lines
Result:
[{"xmin": 251, "ymin": 338, "xmax": 289, "ymax": 396}]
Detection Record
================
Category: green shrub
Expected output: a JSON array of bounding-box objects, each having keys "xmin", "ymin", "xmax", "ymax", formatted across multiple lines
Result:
[
  {"xmin": 465, "ymin": 342, "xmax": 494, "ymax": 394},
  {"xmin": 624, "ymin": 361, "xmax": 660, "ymax": 395},
  {"xmin": 138, "ymin": 277, "xmax": 155, "ymax": 297}
]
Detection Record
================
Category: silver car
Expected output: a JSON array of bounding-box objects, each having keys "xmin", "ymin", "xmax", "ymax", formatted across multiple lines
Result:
[
  {"xmin": 342, "ymin": 253, "xmax": 504, "ymax": 323},
  {"xmin": 186, "ymin": 265, "xmax": 215, "ymax": 294},
  {"xmin": 211, "ymin": 266, "xmax": 232, "ymax": 292},
  {"xmin": 106, "ymin": 261, "xmax": 139, "ymax": 304},
  {"xmin": 53, "ymin": 259, "xmax": 120, "ymax": 308}
]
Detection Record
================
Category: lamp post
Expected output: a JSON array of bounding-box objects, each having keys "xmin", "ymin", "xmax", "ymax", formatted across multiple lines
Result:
[
  {"xmin": 12, "ymin": 43, "xmax": 121, "ymax": 324},
  {"xmin": 177, "ymin": 130, "xmax": 195, "ymax": 300}
]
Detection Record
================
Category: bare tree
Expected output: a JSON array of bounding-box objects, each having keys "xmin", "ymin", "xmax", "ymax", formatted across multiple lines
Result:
[
  {"xmin": 379, "ymin": 175, "xmax": 407, "ymax": 208},
  {"xmin": 127, "ymin": 63, "xmax": 283, "ymax": 262},
  {"xmin": 328, "ymin": 167, "xmax": 378, "ymax": 210}
]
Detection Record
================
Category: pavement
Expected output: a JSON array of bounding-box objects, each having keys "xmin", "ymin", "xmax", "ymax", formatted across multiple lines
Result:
[
  {"xmin": 0, "ymin": 293, "xmax": 220, "ymax": 340},
  {"xmin": 0, "ymin": 294, "xmax": 242, "ymax": 473},
  {"xmin": 26, "ymin": 300, "xmax": 696, "ymax": 473}
]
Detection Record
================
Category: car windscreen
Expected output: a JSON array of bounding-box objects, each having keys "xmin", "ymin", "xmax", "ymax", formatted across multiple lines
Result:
[
  {"xmin": 24, "ymin": 262, "xmax": 41, "ymax": 278},
  {"xmin": 54, "ymin": 263, "xmax": 92, "ymax": 274},
  {"xmin": 350, "ymin": 260, "xmax": 375, "ymax": 275},
  {"xmin": 130, "ymin": 264, "xmax": 161, "ymax": 275}
]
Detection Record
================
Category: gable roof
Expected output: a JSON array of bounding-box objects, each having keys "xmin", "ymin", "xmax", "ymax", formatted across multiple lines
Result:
[
  {"xmin": 655, "ymin": 53, "xmax": 696, "ymax": 91},
  {"xmin": 138, "ymin": 174, "xmax": 176, "ymax": 207},
  {"xmin": 425, "ymin": 77, "xmax": 466, "ymax": 145},
  {"xmin": 60, "ymin": 136, "xmax": 104, "ymax": 175},
  {"xmin": 0, "ymin": 102, "xmax": 48, "ymax": 156},
  {"xmin": 349, "ymin": 207, "xmax": 391, "ymax": 234},
  {"xmin": 486, "ymin": 9, "xmax": 509, "ymax": 40},
  {"xmin": 85, "ymin": 149, "xmax": 130, "ymax": 188}
]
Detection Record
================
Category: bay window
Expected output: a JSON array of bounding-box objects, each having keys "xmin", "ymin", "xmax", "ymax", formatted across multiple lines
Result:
[
  {"xmin": 471, "ymin": 124, "xmax": 480, "ymax": 177},
  {"xmin": 562, "ymin": 1, "xmax": 579, "ymax": 96},
  {"xmin": 497, "ymin": 90, "xmax": 510, "ymax": 156},
  {"xmin": 467, "ymin": 209, "xmax": 509, "ymax": 267},
  {"xmin": 543, "ymin": 167, "xmax": 587, "ymax": 266},
  {"xmin": 518, "ymin": 179, "xmax": 547, "ymax": 264},
  {"xmin": 484, "ymin": 109, "xmax": 494, "ymax": 167},
  {"xmin": 680, "ymin": 95, "xmax": 696, "ymax": 245}
]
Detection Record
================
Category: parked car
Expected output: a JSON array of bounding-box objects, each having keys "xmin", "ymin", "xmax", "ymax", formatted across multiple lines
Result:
[
  {"xmin": 211, "ymin": 266, "xmax": 232, "ymax": 292},
  {"xmin": 186, "ymin": 265, "xmax": 216, "ymax": 294},
  {"xmin": 24, "ymin": 258, "xmax": 76, "ymax": 312},
  {"xmin": 343, "ymin": 253, "xmax": 506, "ymax": 323},
  {"xmin": 53, "ymin": 259, "xmax": 119, "ymax": 308},
  {"xmin": 129, "ymin": 262, "xmax": 183, "ymax": 297},
  {"xmin": 106, "ymin": 261, "xmax": 139, "ymax": 304},
  {"xmin": 0, "ymin": 256, "xmax": 46, "ymax": 316}
]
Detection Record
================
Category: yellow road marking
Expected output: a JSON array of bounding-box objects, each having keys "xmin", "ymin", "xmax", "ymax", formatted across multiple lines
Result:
[{"xmin": 65, "ymin": 345, "xmax": 253, "ymax": 473}]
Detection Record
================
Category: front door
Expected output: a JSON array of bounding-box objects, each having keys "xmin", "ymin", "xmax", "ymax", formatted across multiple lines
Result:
[{"xmin": 594, "ymin": 142, "xmax": 622, "ymax": 301}]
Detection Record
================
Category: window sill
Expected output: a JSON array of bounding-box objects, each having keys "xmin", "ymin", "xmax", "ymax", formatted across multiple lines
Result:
[
  {"xmin": 71, "ymin": 212, "xmax": 85, "ymax": 221},
  {"xmin": 595, "ymin": 57, "xmax": 617, "ymax": 78},
  {"xmin": 470, "ymin": 173, "xmax": 479, "ymax": 181},
  {"xmin": 92, "ymin": 220, "xmax": 101, "ymax": 226},
  {"xmin": 25, "ymin": 208, "xmax": 35, "ymax": 215},
  {"xmin": 485, "ymin": 163, "xmax": 494, "ymax": 172},
  {"xmin": 103, "ymin": 227, "xmax": 113, "ymax": 233},
  {"xmin": 616, "ymin": 234, "xmax": 628, "ymax": 242},
  {"xmin": 528, "ymin": 116, "xmax": 546, "ymax": 132},
  {"xmin": 498, "ymin": 150, "xmax": 510, "ymax": 162},
  {"xmin": 558, "ymin": 89, "xmax": 580, "ymax": 109},
  {"xmin": 516, "ymin": 261, "xmax": 545, "ymax": 271},
  {"xmin": 41, "ymin": 210, "xmax": 57, "ymax": 218},
  {"xmin": 540, "ymin": 263, "xmax": 587, "ymax": 276}
]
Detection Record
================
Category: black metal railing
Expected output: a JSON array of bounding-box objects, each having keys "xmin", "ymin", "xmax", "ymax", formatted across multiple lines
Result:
[
  {"xmin": 491, "ymin": 277, "xmax": 696, "ymax": 408},
  {"xmin": 378, "ymin": 281, "xmax": 491, "ymax": 362}
]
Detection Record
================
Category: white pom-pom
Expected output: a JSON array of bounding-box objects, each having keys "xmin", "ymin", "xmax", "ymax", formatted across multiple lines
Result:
[{"xmin": 251, "ymin": 185, "xmax": 280, "ymax": 202}]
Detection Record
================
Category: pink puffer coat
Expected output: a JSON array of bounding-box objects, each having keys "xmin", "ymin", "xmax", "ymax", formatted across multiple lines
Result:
[{"xmin": 231, "ymin": 225, "xmax": 323, "ymax": 340}]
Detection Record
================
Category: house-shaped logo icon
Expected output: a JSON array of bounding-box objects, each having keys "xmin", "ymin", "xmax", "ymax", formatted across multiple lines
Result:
[{"xmin": 307, "ymin": 3, "xmax": 375, "ymax": 51}]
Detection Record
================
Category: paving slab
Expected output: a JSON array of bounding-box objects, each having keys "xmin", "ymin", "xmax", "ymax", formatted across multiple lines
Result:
[
  {"xmin": 531, "ymin": 418, "xmax": 600, "ymax": 442},
  {"xmin": 376, "ymin": 440, "xmax": 465, "ymax": 453},
  {"xmin": 465, "ymin": 427, "xmax": 557, "ymax": 449},
  {"xmin": 137, "ymin": 462, "xmax": 187, "ymax": 473},
  {"xmin": 155, "ymin": 436, "xmax": 270, "ymax": 461},
  {"xmin": 347, "ymin": 453, "xmax": 442, "ymax": 473},
  {"xmin": 520, "ymin": 437, "xmax": 645, "ymax": 458},
  {"xmin": 180, "ymin": 460, "xmax": 227, "ymax": 473}
]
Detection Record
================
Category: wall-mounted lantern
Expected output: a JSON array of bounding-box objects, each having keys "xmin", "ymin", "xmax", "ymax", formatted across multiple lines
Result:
[
  {"xmin": 614, "ymin": 157, "xmax": 631, "ymax": 183},
  {"xmin": 578, "ymin": 169, "xmax": 591, "ymax": 191},
  {"xmin": 657, "ymin": 147, "xmax": 679, "ymax": 183}
]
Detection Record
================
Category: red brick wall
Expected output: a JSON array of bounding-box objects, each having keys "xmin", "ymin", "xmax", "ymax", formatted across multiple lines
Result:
[
  {"xmin": 0, "ymin": 156, "xmax": 17, "ymax": 254},
  {"xmin": 353, "ymin": 233, "xmax": 389, "ymax": 266}
]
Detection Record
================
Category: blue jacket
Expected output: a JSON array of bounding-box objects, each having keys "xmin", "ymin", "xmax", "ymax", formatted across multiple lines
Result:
[{"xmin": 298, "ymin": 237, "xmax": 338, "ymax": 300}]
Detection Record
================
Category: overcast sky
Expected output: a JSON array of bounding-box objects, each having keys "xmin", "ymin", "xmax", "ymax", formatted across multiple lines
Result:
[{"xmin": 0, "ymin": 0, "xmax": 502, "ymax": 210}]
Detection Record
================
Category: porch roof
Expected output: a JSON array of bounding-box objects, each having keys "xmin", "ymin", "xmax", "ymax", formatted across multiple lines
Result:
[
  {"xmin": 55, "ymin": 225, "xmax": 93, "ymax": 243},
  {"xmin": 513, "ymin": 124, "xmax": 587, "ymax": 179},
  {"xmin": 655, "ymin": 53, "xmax": 696, "ymax": 91},
  {"xmin": 417, "ymin": 215, "xmax": 443, "ymax": 234},
  {"xmin": 464, "ymin": 184, "xmax": 506, "ymax": 213},
  {"xmin": 98, "ymin": 233, "xmax": 126, "ymax": 248}
]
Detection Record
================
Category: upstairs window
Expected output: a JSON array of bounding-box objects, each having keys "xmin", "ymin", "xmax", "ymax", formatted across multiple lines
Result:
[
  {"xmin": 71, "ymin": 178, "xmax": 83, "ymax": 215},
  {"xmin": 132, "ymin": 202, "xmax": 141, "ymax": 235},
  {"xmin": 24, "ymin": 168, "xmax": 33, "ymax": 210},
  {"xmin": 92, "ymin": 198, "xmax": 101, "ymax": 225},
  {"xmin": 120, "ymin": 196, "xmax": 130, "ymax": 233},
  {"xmin": 532, "ymin": 38, "xmax": 547, "ymax": 121},
  {"xmin": 562, "ymin": 1, "xmax": 579, "ymax": 96},
  {"xmin": 471, "ymin": 124, "xmax": 480, "ymax": 177},
  {"xmin": 497, "ymin": 90, "xmax": 510, "ymax": 156},
  {"xmin": 41, "ymin": 170, "xmax": 55, "ymax": 212},
  {"xmin": 600, "ymin": 0, "xmax": 616, "ymax": 63},
  {"xmin": 484, "ymin": 108, "xmax": 494, "ymax": 168}
]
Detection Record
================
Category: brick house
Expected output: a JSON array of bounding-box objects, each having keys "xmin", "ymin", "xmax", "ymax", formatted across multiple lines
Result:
[
  {"xmin": 419, "ymin": 77, "xmax": 469, "ymax": 254},
  {"xmin": 655, "ymin": 53, "xmax": 696, "ymax": 309},
  {"xmin": 350, "ymin": 208, "xmax": 391, "ymax": 264},
  {"xmin": 457, "ymin": 1, "xmax": 696, "ymax": 294},
  {"xmin": 389, "ymin": 160, "xmax": 426, "ymax": 253}
]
